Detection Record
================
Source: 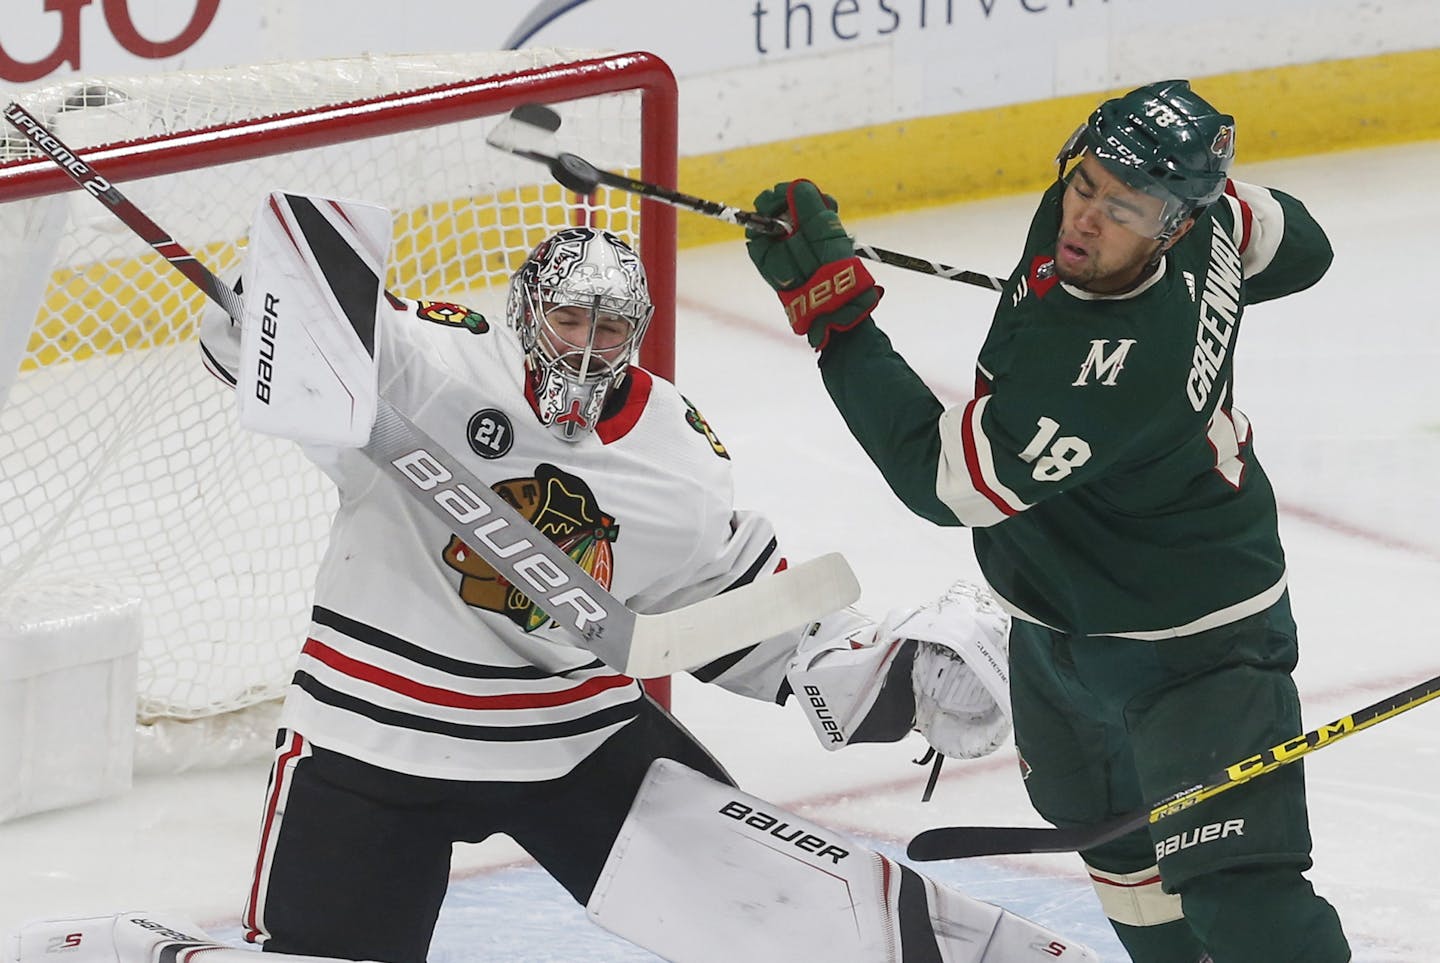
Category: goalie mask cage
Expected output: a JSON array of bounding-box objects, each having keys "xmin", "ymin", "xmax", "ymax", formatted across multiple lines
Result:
[{"xmin": 0, "ymin": 49, "xmax": 677, "ymax": 772}]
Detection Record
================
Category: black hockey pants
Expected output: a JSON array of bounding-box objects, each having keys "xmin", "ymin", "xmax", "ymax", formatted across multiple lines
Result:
[{"xmin": 244, "ymin": 698, "xmax": 730, "ymax": 963}]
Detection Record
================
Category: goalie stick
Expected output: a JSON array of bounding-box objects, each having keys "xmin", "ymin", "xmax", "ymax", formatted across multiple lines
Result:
[
  {"xmin": 486, "ymin": 104, "xmax": 1005, "ymax": 292},
  {"xmin": 906, "ymin": 669, "xmax": 1440, "ymax": 861},
  {"xmin": 3, "ymin": 99, "xmax": 861, "ymax": 680}
]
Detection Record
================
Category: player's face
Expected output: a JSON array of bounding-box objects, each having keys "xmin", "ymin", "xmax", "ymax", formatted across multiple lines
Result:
[
  {"xmin": 1056, "ymin": 156, "xmax": 1187, "ymax": 293},
  {"xmin": 540, "ymin": 304, "xmax": 634, "ymax": 371}
]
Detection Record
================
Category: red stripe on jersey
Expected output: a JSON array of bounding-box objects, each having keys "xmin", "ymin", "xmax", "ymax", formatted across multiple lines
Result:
[
  {"xmin": 597, "ymin": 366, "xmax": 653, "ymax": 444},
  {"xmin": 959, "ymin": 398, "xmax": 1019, "ymax": 517},
  {"xmin": 1224, "ymin": 179, "xmax": 1253, "ymax": 254},
  {"xmin": 302, "ymin": 637, "xmax": 633, "ymax": 708}
]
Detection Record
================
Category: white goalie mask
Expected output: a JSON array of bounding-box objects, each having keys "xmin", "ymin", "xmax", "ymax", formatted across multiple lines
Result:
[{"xmin": 506, "ymin": 227, "xmax": 655, "ymax": 442}]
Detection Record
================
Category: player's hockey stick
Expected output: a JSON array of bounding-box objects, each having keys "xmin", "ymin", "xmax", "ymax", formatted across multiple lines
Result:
[
  {"xmin": 486, "ymin": 104, "xmax": 1005, "ymax": 292},
  {"xmin": 3, "ymin": 100, "xmax": 861, "ymax": 679},
  {"xmin": 906, "ymin": 670, "xmax": 1440, "ymax": 860}
]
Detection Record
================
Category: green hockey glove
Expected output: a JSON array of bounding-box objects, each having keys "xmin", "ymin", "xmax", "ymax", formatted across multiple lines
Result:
[{"xmin": 746, "ymin": 179, "xmax": 882, "ymax": 351}]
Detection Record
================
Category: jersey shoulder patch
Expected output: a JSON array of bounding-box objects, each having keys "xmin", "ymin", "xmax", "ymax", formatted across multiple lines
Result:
[
  {"xmin": 414, "ymin": 298, "xmax": 490, "ymax": 334},
  {"xmin": 682, "ymin": 396, "xmax": 730, "ymax": 460},
  {"xmin": 1010, "ymin": 255, "xmax": 1060, "ymax": 306}
]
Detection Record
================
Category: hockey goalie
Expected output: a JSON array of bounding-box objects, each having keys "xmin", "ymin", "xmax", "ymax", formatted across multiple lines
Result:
[{"xmin": 10, "ymin": 190, "xmax": 1094, "ymax": 963}]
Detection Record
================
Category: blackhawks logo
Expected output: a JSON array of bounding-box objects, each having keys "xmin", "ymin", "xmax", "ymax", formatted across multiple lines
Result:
[
  {"xmin": 416, "ymin": 299, "xmax": 489, "ymax": 334},
  {"xmin": 442, "ymin": 463, "xmax": 618, "ymax": 631}
]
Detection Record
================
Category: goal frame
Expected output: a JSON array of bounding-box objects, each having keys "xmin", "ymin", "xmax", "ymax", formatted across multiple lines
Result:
[
  {"xmin": 0, "ymin": 49, "xmax": 680, "ymax": 730},
  {"xmin": 0, "ymin": 49, "xmax": 678, "ymax": 377}
]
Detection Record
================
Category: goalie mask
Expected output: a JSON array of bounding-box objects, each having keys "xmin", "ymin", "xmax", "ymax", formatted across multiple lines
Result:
[{"xmin": 506, "ymin": 227, "xmax": 655, "ymax": 442}]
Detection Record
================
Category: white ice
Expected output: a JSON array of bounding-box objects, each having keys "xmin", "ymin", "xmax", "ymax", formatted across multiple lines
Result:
[{"xmin": 2, "ymin": 140, "xmax": 1438, "ymax": 961}]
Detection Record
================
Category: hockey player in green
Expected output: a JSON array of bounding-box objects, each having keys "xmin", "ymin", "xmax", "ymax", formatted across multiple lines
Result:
[{"xmin": 745, "ymin": 80, "xmax": 1350, "ymax": 961}]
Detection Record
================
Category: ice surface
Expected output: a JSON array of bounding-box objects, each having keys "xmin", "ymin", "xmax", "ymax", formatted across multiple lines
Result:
[{"xmin": 3, "ymin": 141, "xmax": 1438, "ymax": 961}]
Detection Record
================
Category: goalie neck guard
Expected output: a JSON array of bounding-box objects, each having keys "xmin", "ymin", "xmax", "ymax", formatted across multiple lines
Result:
[{"xmin": 506, "ymin": 227, "xmax": 655, "ymax": 442}]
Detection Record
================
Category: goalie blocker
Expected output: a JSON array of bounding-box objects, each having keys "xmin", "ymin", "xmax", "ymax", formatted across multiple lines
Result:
[
  {"xmin": 786, "ymin": 579, "xmax": 1013, "ymax": 760},
  {"xmin": 587, "ymin": 759, "xmax": 1096, "ymax": 962}
]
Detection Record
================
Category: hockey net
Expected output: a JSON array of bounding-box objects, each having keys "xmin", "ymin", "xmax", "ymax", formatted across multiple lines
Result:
[{"xmin": 0, "ymin": 49, "xmax": 677, "ymax": 772}]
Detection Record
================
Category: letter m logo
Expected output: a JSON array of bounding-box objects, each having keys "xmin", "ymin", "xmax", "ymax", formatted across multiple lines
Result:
[{"xmin": 1073, "ymin": 339, "xmax": 1137, "ymax": 386}]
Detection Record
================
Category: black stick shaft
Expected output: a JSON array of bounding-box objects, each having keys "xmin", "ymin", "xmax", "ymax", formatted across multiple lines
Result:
[
  {"xmin": 551, "ymin": 148, "xmax": 1007, "ymax": 292},
  {"xmin": 907, "ymin": 671, "xmax": 1440, "ymax": 860}
]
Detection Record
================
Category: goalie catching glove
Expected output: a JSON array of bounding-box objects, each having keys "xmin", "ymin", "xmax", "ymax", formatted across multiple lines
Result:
[
  {"xmin": 746, "ymin": 179, "xmax": 882, "ymax": 351},
  {"xmin": 904, "ymin": 579, "xmax": 1012, "ymax": 759},
  {"xmin": 786, "ymin": 578, "xmax": 1012, "ymax": 759}
]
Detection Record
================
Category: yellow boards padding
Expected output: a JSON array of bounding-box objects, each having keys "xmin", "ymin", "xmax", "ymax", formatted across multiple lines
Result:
[
  {"xmin": 21, "ymin": 181, "xmax": 647, "ymax": 371},
  {"xmin": 674, "ymin": 47, "xmax": 1440, "ymax": 250}
]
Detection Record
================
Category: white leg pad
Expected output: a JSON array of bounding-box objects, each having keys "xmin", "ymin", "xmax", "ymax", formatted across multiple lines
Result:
[
  {"xmin": 587, "ymin": 759, "xmax": 1098, "ymax": 962},
  {"xmin": 8, "ymin": 913, "xmax": 375, "ymax": 963}
]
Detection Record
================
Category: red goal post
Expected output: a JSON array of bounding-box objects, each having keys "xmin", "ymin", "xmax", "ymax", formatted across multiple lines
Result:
[{"xmin": 0, "ymin": 49, "xmax": 676, "ymax": 773}]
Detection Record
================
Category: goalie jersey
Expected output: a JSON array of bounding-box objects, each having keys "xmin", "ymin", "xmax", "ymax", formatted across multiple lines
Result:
[
  {"xmin": 816, "ymin": 178, "xmax": 1332, "ymax": 639},
  {"xmin": 200, "ymin": 293, "xmax": 794, "ymax": 781}
]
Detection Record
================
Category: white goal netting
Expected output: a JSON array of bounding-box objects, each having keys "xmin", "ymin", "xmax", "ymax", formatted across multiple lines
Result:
[{"xmin": 0, "ymin": 49, "xmax": 676, "ymax": 771}]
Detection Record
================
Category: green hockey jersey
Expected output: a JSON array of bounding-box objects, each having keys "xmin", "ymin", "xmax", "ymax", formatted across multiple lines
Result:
[{"xmin": 820, "ymin": 178, "xmax": 1332, "ymax": 638}]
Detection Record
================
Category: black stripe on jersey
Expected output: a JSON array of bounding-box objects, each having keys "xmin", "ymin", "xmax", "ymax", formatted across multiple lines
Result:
[
  {"xmin": 897, "ymin": 864, "xmax": 944, "ymax": 962},
  {"xmin": 688, "ymin": 537, "xmax": 779, "ymax": 683},
  {"xmin": 293, "ymin": 671, "xmax": 642, "ymax": 741},
  {"xmin": 284, "ymin": 195, "xmax": 378, "ymax": 356},
  {"xmin": 312, "ymin": 605, "xmax": 603, "ymax": 680},
  {"xmin": 722, "ymin": 536, "xmax": 778, "ymax": 594},
  {"xmin": 688, "ymin": 644, "xmax": 751, "ymax": 684}
]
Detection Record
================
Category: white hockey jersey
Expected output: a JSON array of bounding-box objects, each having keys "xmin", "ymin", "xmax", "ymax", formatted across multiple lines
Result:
[{"xmin": 200, "ymin": 291, "xmax": 799, "ymax": 781}]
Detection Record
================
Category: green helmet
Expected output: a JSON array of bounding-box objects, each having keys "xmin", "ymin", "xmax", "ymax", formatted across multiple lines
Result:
[{"xmin": 1058, "ymin": 79, "xmax": 1236, "ymax": 237}]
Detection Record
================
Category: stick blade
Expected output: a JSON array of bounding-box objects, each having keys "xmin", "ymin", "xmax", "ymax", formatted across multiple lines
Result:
[
  {"xmin": 621, "ymin": 553, "xmax": 861, "ymax": 678},
  {"xmin": 512, "ymin": 102, "xmax": 560, "ymax": 132},
  {"xmin": 907, "ymin": 812, "xmax": 1139, "ymax": 860},
  {"xmin": 485, "ymin": 102, "xmax": 562, "ymax": 153},
  {"xmin": 907, "ymin": 826, "xmax": 1064, "ymax": 861}
]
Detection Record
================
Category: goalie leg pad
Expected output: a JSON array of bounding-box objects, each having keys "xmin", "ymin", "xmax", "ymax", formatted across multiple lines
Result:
[
  {"xmin": 8, "ymin": 913, "xmax": 379, "ymax": 963},
  {"xmin": 587, "ymin": 758, "xmax": 1098, "ymax": 962}
]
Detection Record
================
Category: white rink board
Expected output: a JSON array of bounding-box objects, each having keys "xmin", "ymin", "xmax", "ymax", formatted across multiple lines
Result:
[{"xmin": 4, "ymin": 0, "xmax": 1440, "ymax": 154}]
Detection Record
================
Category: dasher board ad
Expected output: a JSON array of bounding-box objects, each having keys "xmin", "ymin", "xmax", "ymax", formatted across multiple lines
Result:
[{"xmin": 5, "ymin": 0, "xmax": 1440, "ymax": 133}]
